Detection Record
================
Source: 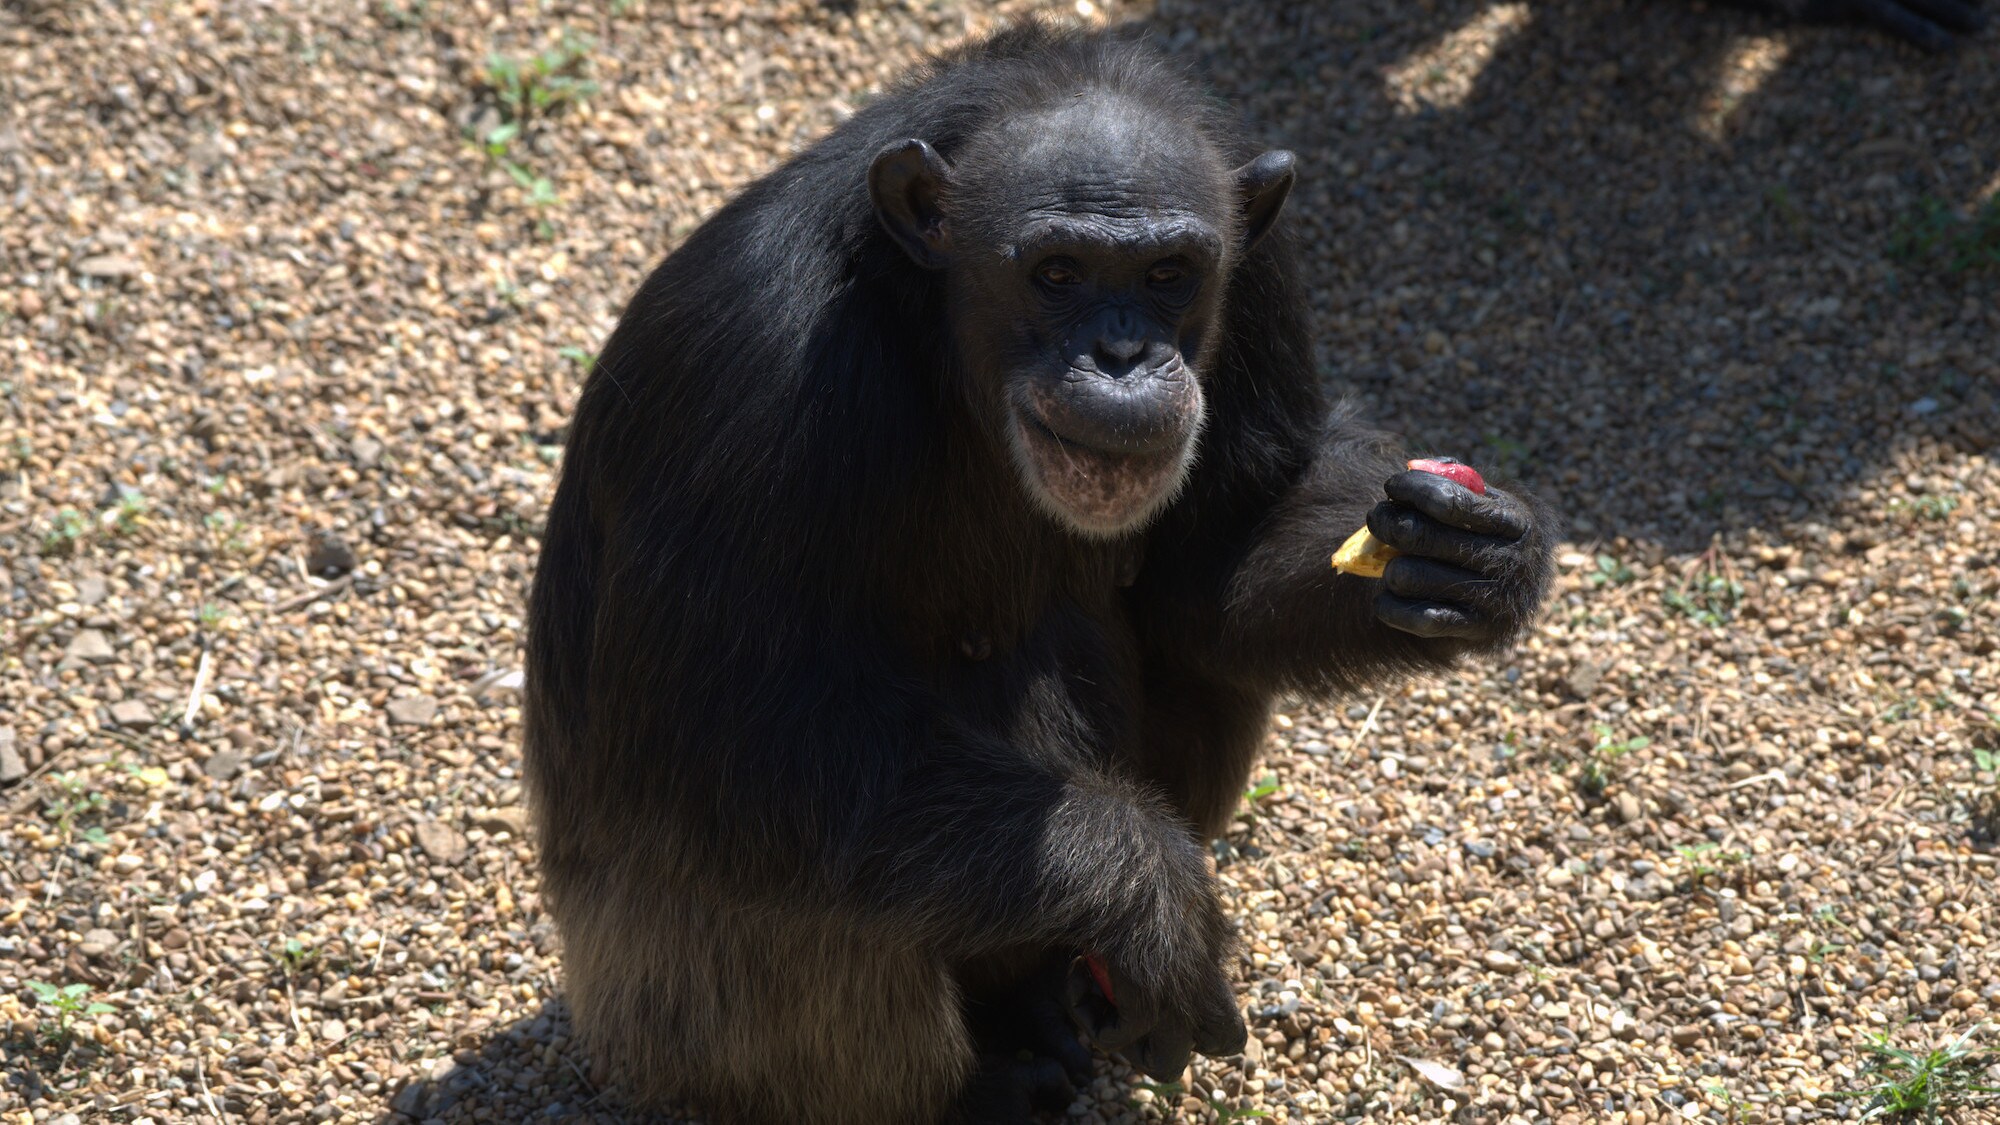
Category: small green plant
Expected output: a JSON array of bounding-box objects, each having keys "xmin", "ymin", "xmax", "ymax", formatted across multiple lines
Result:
[
  {"xmin": 1676, "ymin": 841, "xmax": 1747, "ymax": 880},
  {"xmin": 1664, "ymin": 572, "xmax": 1744, "ymax": 627},
  {"xmin": 558, "ymin": 346, "xmax": 597, "ymax": 374},
  {"xmin": 1586, "ymin": 553, "xmax": 1636, "ymax": 588},
  {"xmin": 471, "ymin": 31, "xmax": 594, "ymax": 218},
  {"xmin": 1833, "ymin": 1024, "xmax": 2000, "ymax": 1122},
  {"xmin": 197, "ymin": 602, "xmax": 227, "ymax": 627},
  {"xmin": 276, "ymin": 936, "xmax": 319, "ymax": 976},
  {"xmin": 1129, "ymin": 1079, "xmax": 1183, "ymax": 1110},
  {"xmin": 107, "ymin": 489, "xmax": 147, "ymax": 534},
  {"xmin": 1890, "ymin": 195, "xmax": 2000, "ymax": 275},
  {"xmin": 1578, "ymin": 723, "xmax": 1650, "ymax": 797},
  {"xmin": 485, "ymin": 30, "xmax": 598, "ymax": 126},
  {"xmin": 41, "ymin": 507, "xmax": 87, "ymax": 554},
  {"xmin": 1888, "ymin": 494, "xmax": 1960, "ymax": 522},
  {"xmin": 43, "ymin": 774, "xmax": 109, "ymax": 846},
  {"xmin": 1243, "ymin": 774, "xmax": 1280, "ymax": 804},
  {"xmin": 1214, "ymin": 1105, "xmax": 1270, "ymax": 1123},
  {"xmin": 1975, "ymin": 748, "xmax": 1999, "ymax": 774},
  {"xmin": 1702, "ymin": 1078, "xmax": 1751, "ymax": 1123},
  {"xmin": 27, "ymin": 981, "xmax": 114, "ymax": 1045},
  {"xmin": 504, "ymin": 161, "xmax": 559, "ymax": 208}
]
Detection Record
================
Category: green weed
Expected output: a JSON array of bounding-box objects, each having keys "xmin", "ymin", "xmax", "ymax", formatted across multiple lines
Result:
[
  {"xmin": 1833, "ymin": 1024, "xmax": 2000, "ymax": 1122},
  {"xmin": 485, "ymin": 31, "xmax": 598, "ymax": 125},
  {"xmin": 1888, "ymin": 494, "xmax": 1959, "ymax": 522},
  {"xmin": 1890, "ymin": 196, "xmax": 2000, "ymax": 275},
  {"xmin": 41, "ymin": 507, "xmax": 86, "ymax": 555},
  {"xmin": 43, "ymin": 774, "xmax": 109, "ymax": 846},
  {"xmin": 26, "ymin": 981, "xmax": 114, "ymax": 1046},
  {"xmin": 1586, "ymin": 553, "xmax": 1635, "ymax": 589},
  {"xmin": 1578, "ymin": 723, "xmax": 1650, "ymax": 798},
  {"xmin": 1676, "ymin": 841, "xmax": 1746, "ymax": 881},
  {"xmin": 1664, "ymin": 573, "xmax": 1744, "ymax": 628}
]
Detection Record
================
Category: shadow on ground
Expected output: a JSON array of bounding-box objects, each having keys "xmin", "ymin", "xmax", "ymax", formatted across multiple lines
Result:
[
  {"xmin": 1163, "ymin": 0, "xmax": 1996, "ymax": 558},
  {"xmin": 380, "ymin": 999, "xmax": 679, "ymax": 1124}
]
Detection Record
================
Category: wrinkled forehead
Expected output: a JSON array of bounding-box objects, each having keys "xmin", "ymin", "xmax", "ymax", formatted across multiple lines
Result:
[{"xmin": 958, "ymin": 92, "xmax": 1235, "ymax": 258}]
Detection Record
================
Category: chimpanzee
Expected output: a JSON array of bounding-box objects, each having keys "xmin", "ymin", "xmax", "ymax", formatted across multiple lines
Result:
[{"xmin": 524, "ymin": 24, "xmax": 1555, "ymax": 1125}]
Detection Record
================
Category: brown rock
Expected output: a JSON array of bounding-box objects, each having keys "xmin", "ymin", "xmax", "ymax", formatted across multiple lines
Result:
[
  {"xmin": 108, "ymin": 699, "xmax": 155, "ymax": 729},
  {"xmin": 473, "ymin": 807, "xmax": 529, "ymax": 837},
  {"xmin": 415, "ymin": 821, "xmax": 469, "ymax": 865},
  {"xmin": 386, "ymin": 695, "xmax": 438, "ymax": 726},
  {"xmin": 65, "ymin": 628, "xmax": 115, "ymax": 664},
  {"xmin": 1613, "ymin": 792, "xmax": 1643, "ymax": 825},
  {"xmin": 75, "ymin": 254, "xmax": 142, "ymax": 277},
  {"xmin": 0, "ymin": 727, "xmax": 24, "ymax": 784},
  {"xmin": 203, "ymin": 748, "xmax": 246, "ymax": 781}
]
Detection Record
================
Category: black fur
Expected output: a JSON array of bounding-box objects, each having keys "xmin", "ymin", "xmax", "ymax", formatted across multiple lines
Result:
[{"xmin": 524, "ymin": 24, "xmax": 1555, "ymax": 1125}]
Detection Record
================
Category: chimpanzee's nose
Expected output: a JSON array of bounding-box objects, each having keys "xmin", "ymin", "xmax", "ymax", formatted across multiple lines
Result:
[{"xmin": 1093, "ymin": 335, "xmax": 1147, "ymax": 375}]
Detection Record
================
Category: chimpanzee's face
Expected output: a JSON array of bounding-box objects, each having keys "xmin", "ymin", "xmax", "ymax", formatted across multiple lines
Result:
[{"xmin": 869, "ymin": 93, "xmax": 1294, "ymax": 536}]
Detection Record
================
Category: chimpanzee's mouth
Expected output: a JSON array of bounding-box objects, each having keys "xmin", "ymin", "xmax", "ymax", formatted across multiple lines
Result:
[{"xmin": 1011, "ymin": 402, "xmax": 1199, "ymax": 537}]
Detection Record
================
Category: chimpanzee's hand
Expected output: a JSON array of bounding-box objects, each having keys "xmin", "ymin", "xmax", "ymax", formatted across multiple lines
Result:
[
  {"xmin": 1364, "ymin": 468, "xmax": 1552, "ymax": 644},
  {"xmin": 1791, "ymin": 0, "xmax": 1986, "ymax": 51},
  {"xmin": 1067, "ymin": 952, "xmax": 1245, "ymax": 1081}
]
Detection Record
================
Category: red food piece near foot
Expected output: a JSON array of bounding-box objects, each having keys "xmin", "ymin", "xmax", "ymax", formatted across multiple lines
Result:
[{"xmin": 1083, "ymin": 953, "xmax": 1116, "ymax": 1005}]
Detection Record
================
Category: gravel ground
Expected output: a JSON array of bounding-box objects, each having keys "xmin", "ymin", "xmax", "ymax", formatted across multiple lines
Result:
[{"xmin": 2, "ymin": 1, "xmax": 1997, "ymax": 1123}]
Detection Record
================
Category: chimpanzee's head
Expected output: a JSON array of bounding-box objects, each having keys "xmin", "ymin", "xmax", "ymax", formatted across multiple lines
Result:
[{"xmin": 869, "ymin": 90, "xmax": 1294, "ymax": 537}]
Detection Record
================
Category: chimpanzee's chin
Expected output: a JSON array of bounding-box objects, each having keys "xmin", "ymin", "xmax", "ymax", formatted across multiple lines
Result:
[{"xmin": 1012, "ymin": 413, "xmax": 1194, "ymax": 537}]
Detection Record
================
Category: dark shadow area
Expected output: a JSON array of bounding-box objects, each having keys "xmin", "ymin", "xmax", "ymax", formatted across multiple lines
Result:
[
  {"xmin": 378, "ymin": 999, "xmax": 685, "ymax": 1124},
  {"xmin": 1149, "ymin": 0, "xmax": 1996, "ymax": 558}
]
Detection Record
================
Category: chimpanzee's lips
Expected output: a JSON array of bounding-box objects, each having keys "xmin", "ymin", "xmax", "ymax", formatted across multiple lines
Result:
[{"xmin": 1013, "ymin": 401, "xmax": 1198, "ymax": 536}]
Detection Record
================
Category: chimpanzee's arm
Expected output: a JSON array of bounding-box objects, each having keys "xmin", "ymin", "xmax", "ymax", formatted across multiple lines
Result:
[
  {"xmin": 1218, "ymin": 410, "xmax": 1555, "ymax": 695},
  {"xmin": 1135, "ymin": 406, "xmax": 1556, "ymax": 699},
  {"xmin": 842, "ymin": 730, "xmax": 1244, "ymax": 1076}
]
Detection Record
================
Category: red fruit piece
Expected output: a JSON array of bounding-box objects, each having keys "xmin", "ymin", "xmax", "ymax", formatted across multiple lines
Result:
[
  {"xmin": 1407, "ymin": 458, "xmax": 1486, "ymax": 495},
  {"xmin": 1083, "ymin": 953, "xmax": 1116, "ymax": 1005}
]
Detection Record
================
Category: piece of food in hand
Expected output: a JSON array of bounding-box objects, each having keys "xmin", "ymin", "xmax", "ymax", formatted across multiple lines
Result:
[
  {"xmin": 1330, "ymin": 524, "xmax": 1398, "ymax": 578},
  {"xmin": 1405, "ymin": 458, "xmax": 1486, "ymax": 495},
  {"xmin": 1331, "ymin": 458, "xmax": 1488, "ymax": 576}
]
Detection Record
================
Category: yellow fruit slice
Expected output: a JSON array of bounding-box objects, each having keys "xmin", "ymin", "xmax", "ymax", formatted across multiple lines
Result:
[{"xmin": 1331, "ymin": 525, "xmax": 1398, "ymax": 578}]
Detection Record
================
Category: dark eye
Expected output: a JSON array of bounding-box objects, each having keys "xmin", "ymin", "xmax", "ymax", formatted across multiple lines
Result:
[
  {"xmin": 1036, "ymin": 261, "xmax": 1081, "ymax": 287},
  {"xmin": 1147, "ymin": 264, "xmax": 1187, "ymax": 287}
]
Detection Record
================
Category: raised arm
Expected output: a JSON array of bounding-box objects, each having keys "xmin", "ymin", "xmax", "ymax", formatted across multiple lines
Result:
[{"xmin": 1135, "ymin": 404, "xmax": 1557, "ymax": 699}]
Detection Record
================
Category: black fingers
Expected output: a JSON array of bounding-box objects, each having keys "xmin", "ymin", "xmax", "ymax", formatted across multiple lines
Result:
[
  {"xmin": 1382, "ymin": 555, "xmax": 1505, "ymax": 612},
  {"xmin": 1374, "ymin": 594, "xmax": 1486, "ymax": 640},
  {"xmin": 1845, "ymin": 0, "xmax": 1955, "ymax": 48},
  {"xmin": 1382, "ymin": 470, "xmax": 1528, "ymax": 539},
  {"xmin": 1366, "ymin": 502, "xmax": 1499, "ymax": 571}
]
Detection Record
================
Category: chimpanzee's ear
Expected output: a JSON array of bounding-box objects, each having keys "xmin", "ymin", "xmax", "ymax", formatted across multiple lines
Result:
[
  {"xmin": 869, "ymin": 139, "xmax": 955, "ymax": 269},
  {"xmin": 1233, "ymin": 150, "xmax": 1296, "ymax": 252}
]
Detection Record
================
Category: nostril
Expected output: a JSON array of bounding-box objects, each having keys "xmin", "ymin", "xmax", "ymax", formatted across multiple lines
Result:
[{"xmin": 1094, "ymin": 338, "xmax": 1146, "ymax": 371}]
